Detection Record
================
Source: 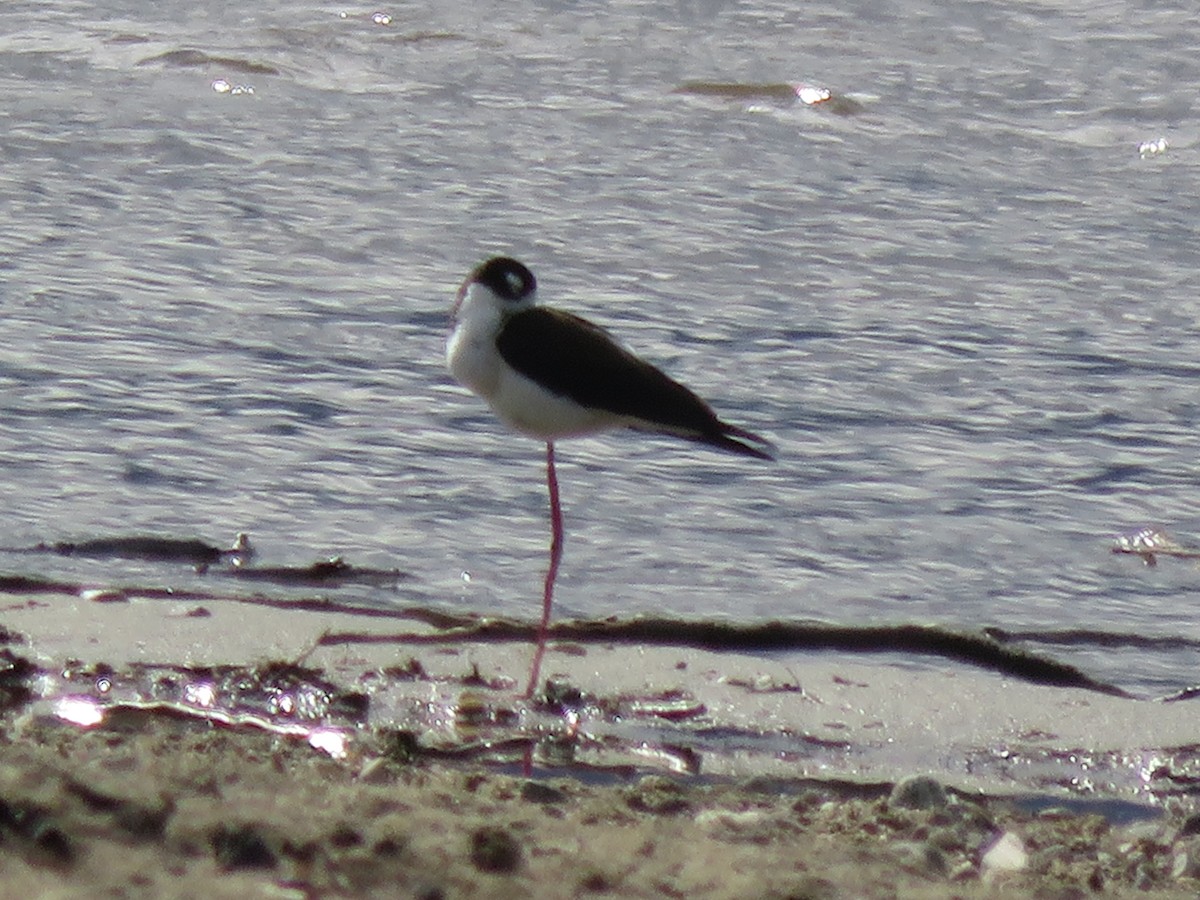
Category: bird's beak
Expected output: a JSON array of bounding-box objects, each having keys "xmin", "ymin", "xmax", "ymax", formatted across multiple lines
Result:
[{"xmin": 450, "ymin": 278, "xmax": 471, "ymax": 325}]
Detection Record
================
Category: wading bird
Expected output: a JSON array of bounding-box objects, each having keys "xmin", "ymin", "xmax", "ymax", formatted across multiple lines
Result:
[{"xmin": 447, "ymin": 257, "xmax": 773, "ymax": 695}]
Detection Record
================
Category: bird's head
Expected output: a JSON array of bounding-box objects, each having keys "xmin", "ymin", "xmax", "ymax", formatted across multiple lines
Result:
[{"xmin": 452, "ymin": 256, "xmax": 538, "ymax": 324}]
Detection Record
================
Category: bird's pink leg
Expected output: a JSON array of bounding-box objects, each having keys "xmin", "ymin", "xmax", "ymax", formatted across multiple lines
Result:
[{"xmin": 524, "ymin": 441, "xmax": 563, "ymax": 698}]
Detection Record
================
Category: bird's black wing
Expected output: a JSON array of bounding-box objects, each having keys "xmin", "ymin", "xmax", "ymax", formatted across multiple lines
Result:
[{"xmin": 496, "ymin": 308, "xmax": 773, "ymax": 459}]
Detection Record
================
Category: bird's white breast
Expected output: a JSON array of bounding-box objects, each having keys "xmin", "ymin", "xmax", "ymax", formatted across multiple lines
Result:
[{"xmin": 446, "ymin": 282, "xmax": 505, "ymax": 399}]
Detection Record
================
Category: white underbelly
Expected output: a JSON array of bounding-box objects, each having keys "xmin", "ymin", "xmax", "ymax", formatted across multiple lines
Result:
[{"xmin": 492, "ymin": 367, "xmax": 625, "ymax": 440}]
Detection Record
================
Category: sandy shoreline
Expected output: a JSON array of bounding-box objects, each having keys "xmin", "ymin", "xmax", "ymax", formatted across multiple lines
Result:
[
  {"xmin": 6, "ymin": 585, "xmax": 1200, "ymax": 896},
  {"xmin": 2, "ymin": 712, "xmax": 1200, "ymax": 899}
]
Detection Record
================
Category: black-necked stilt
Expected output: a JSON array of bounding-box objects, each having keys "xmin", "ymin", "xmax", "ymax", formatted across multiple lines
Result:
[{"xmin": 447, "ymin": 256, "xmax": 773, "ymax": 695}]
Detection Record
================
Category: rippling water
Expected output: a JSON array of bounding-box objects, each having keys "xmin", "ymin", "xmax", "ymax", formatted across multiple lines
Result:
[{"xmin": 2, "ymin": 0, "xmax": 1198, "ymax": 695}]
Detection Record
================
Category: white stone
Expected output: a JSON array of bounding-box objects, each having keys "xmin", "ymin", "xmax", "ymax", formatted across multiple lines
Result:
[{"xmin": 981, "ymin": 831, "xmax": 1028, "ymax": 882}]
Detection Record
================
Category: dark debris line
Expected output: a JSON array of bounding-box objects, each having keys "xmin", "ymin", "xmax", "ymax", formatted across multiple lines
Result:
[
  {"xmin": 0, "ymin": 531, "xmax": 408, "ymax": 586},
  {"xmin": 318, "ymin": 618, "xmax": 1134, "ymax": 699},
  {"xmin": 0, "ymin": 530, "xmax": 1166, "ymax": 700},
  {"xmin": 0, "ymin": 572, "xmax": 1137, "ymax": 699}
]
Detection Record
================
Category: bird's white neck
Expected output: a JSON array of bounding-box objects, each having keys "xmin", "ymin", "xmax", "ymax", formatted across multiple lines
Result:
[{"xmin": 446, "ymin": 282, "xmax": 508, "ymax": 398}]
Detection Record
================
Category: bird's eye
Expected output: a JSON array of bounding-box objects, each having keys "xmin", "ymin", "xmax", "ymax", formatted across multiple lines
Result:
[{"xmin": 505, "ymin": 272, "xmax": 525, "ymax": 296}]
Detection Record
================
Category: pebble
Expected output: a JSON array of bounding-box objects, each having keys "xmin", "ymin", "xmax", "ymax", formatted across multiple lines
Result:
[
  {"xmin": 1172, "ymin": 836, "xmax": 1200, "ymax": 879},
  {"xmin": 1178, "ymin": 812, "xmax": 1200, "ymax": 838},
  {"xmin": 980, "ymin": 831, "xmax": 1028, "ymax": 881},
  {"xmin": 469, "ymin": 826, "xmax": 522, "ymax": 873},
  {"xmin": 520, "ymin": 781, "xmax": 566, "ymax": 805},
  {"xmin": 625, "ymin": 775, "xmax": 691, "ymax": 815},
  {"xmin": 889, "ymin": 775, "xmax": 947, "ymax": 811},
  {"xmin": 210, "ymin": 823, "xmax": 277, "ymax": 871},
  {"xmin": 891, "ymin": 839, "xmax": 946, "ymax": 875},
  {"xmin": 694, "ymin": 808, "xmax": 773, "ymax": 840}
]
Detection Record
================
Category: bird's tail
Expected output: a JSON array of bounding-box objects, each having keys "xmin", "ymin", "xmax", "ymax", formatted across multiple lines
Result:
[{"xmin": 704, "ymin": 423, "xmax": 776, "ymax": 461}]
